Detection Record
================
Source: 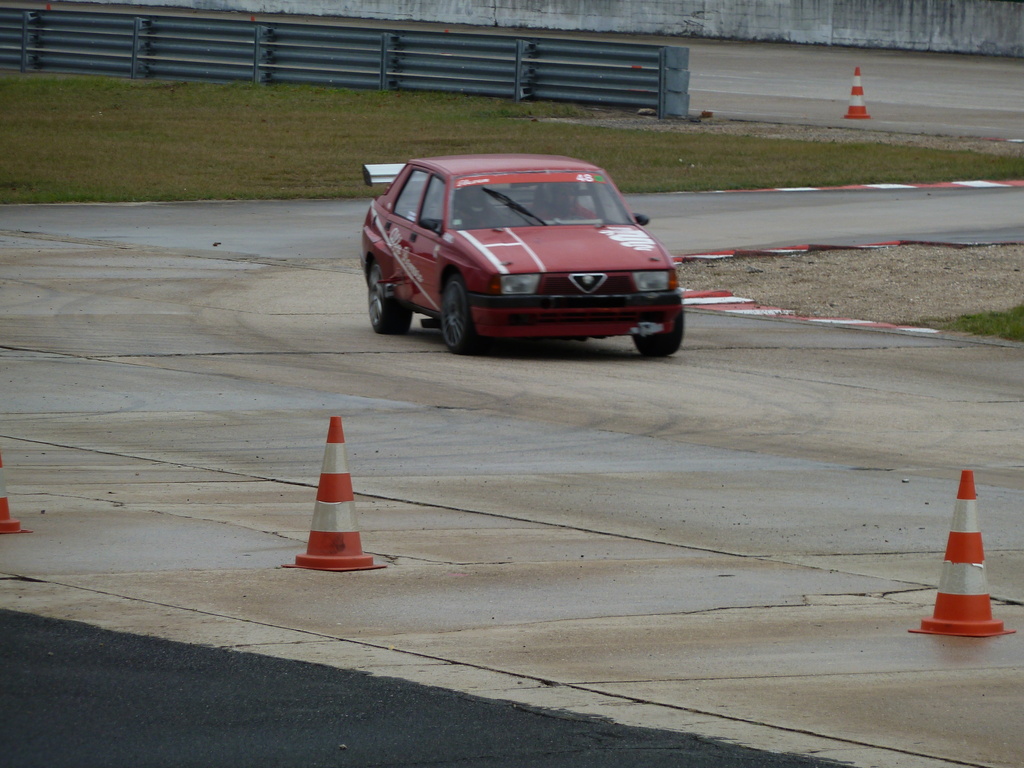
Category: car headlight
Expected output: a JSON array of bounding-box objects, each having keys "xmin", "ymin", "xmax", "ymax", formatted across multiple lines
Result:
[
  {"xmin": 633, "ymin": 270, "xmax": 674, "ymax": 292},
  {"xmin": 498, "ymin": 274, "xmax": 541, "ymax": 295}
]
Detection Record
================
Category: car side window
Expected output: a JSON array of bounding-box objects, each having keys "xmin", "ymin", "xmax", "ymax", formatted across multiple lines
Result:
[
  {"xmin": 419, "ymin": 175, "xmax": 445, "ymax": 232},
  {"xmin": 394, "ymin": 170, "xmax": 429, "ymax": 222}
]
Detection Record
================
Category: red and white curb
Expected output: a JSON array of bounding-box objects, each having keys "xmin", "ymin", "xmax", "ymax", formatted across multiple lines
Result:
[
  {"xmin": 676, "ymin": 240, "xmax": 906, "ymax": 261},
  {"xmin": 681, "ymin": 288, "xmax": 940, "ymax": 333},
  {"xmin": 707, "ymin": 179, "xmax": 1024, "ymax": 194}
]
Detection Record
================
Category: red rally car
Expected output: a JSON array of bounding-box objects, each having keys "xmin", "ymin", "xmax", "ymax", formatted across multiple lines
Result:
[{"xmin": 360, "ymin": 154, "xmax": 683, "ymax": 356}]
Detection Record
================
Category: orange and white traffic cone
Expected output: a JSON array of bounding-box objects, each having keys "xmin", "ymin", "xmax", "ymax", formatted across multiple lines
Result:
[
  {"xmin": 843, "ymin": 67, "xmax": 871, "ymax": 119},
  {"xmin": 911, "ymin": 471, "xmax": 1014, "ymax": 637},
  {"xmin": 0, "ymin": 449, "xmax": 31, "ymax": 534},
  {"xmin": 284, "ymin": 417, "xmax": 385, "ymax": 572}
]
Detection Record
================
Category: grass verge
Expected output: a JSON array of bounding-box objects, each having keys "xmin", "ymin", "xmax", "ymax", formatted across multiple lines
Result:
[
  {"xmin": 941, "ymin": 306, "xmax": 1024, "ymax": 342},
  {"xmin": 2, "ymin": 75, "xmax": 1023, "ymax": 203}
]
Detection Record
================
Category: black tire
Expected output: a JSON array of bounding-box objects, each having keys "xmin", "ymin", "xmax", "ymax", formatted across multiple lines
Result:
[
  {"xmin": 441, "ymin": 274, "xmax": 490, "ymax": 355},
  {"xmin": 367, "ymin": 262, "xmax": 412, "ymax": 335},
  {"xmin": 633, "ymin": 311, "xmax": 684, "ymax": 357}
]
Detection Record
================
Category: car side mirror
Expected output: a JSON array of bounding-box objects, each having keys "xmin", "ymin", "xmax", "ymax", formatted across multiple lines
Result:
[
  {"xmin": 633, "ymin": 213, "xmax": 650, "ymax": 226},
  {"xmin": 420, "ymin": 218, "xmax": 443, "ymax": 234}
]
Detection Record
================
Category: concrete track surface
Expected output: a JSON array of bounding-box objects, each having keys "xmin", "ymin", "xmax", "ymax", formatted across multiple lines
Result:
[
  {"xmin": 2, "ymin": 196, "xmax": 1023, "ymax": 768},
  {"xmin": 3, "ymin": 34, "xmax": 1024, "ymax": 768}
]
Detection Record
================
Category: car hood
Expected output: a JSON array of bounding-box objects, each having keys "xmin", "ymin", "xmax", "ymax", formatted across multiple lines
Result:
[{"xmin": 457, "ymin": 225, "xmax": 672, "ymax": 274}]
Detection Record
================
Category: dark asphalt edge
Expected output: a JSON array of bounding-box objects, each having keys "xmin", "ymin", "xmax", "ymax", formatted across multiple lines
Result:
[{"xmin": 0, "ymin": 607, "xmax": 843, "ymax": 768}]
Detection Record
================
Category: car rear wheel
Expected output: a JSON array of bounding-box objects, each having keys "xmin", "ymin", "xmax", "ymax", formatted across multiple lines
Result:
[
  {"xmin": 368, "ymin": 262, "xmax": 412, "ymax": 335},
  {"xmin": 441, "ymin": 274, "xmax": 490, "ymax": 355},
  {"xmin": 633, "ymin": 312, "xmax": 684, "ymax": 357}
]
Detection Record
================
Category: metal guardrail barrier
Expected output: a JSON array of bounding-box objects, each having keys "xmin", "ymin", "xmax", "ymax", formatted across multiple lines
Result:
[{"xmin": 0, "ymin": 8, "xmax": 689, "ymax": 117}]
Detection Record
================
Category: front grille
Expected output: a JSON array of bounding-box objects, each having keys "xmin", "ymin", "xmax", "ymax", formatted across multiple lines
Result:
[
  {"xmin": 540, "ymin": 274, "xmax": 633, "ymax": 295},
  {"xmin": 534, "ymin": 308, "xmax": 643, "ymax": 325}
]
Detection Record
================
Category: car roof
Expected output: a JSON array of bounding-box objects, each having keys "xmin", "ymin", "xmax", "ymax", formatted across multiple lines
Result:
[{"xmin": 408, "ymin": 154, "xmax": 604, "ymax": 177}]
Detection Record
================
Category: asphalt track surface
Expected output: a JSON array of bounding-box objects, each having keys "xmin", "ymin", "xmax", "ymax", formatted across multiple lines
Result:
[{"xmin": 1, "ymin": 609, "xmax": 835, "ymax": 768}]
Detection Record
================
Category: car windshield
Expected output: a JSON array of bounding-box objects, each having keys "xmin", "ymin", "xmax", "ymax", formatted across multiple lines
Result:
[{"xmin": 449, "ymin": 173, "xmax": 634, "ymax": 230}]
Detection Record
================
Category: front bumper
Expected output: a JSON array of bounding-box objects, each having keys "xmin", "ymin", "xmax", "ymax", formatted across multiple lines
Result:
[{"xmin": 469, "ymin": 291, "xmax": 682, "ymax": 339}]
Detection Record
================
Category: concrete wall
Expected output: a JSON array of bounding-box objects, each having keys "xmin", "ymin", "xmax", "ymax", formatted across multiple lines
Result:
[{"xmin": 73, "ymin": 0, "xmax": 1024, "ymax": 57}]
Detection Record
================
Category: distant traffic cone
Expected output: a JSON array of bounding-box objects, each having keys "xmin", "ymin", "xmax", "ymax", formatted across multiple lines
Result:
[
  {"xmin": 0, "ymin": 449, "xmax": 31, "ymax": 534},
  {"xmin": 843, "ymin": 67, "xmax": 871, "ymax": 119},
  {"xmin": 284, "ymin": 417, "xmax": 385, "ymax": 572},
  {"xmin": 911, "ymin": 471, "xmax": 1014, "ymax": 637}
]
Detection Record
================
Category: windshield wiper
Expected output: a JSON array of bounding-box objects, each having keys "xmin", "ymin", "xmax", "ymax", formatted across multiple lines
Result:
[{"xmin": 480, "ymin": 187, "xmax": 547, "ymax": 226}]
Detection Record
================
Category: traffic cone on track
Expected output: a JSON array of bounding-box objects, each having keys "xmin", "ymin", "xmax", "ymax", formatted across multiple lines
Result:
[
  {"xmin": 284, "ymin": 417, "xmax": 385, "ymax": 572},
  {"xmin": 911, "ymin": 471, "xmax": 1014, "ymax": 637},
  {"xmin": 0, "ymin": 449, "xmax": 31, "ymax": 534},
  {"xmin": 843, "ymin": 67, "xmax": 871, "ymax": 119}
]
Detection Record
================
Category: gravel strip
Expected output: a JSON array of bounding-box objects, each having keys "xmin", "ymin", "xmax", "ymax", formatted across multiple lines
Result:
[{"xmin": 676, "ymin": 243, "xmax": 1024, "ymax": 327}]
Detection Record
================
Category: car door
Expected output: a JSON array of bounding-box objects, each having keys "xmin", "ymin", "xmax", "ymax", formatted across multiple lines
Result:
[
  {"xmin": 386, "ymin": 169, "xmax": 445, "ymax": 313},
  {"xmin": 403, "ymin": 173, "xmax": 447, "ymax": 314}
]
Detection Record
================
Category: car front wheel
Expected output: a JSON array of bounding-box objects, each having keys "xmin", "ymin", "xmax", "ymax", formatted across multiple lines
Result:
[
  {"xmin": 441, "ymin": 274, "xmax": 490, "ymax": 355},
  {"xmin": 633, "ymin": 312, "xmax": 684, "ymax": 357},
  {"xmin": 367, "ymin": 262, "xmax": 412, "ymax": 335}
]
